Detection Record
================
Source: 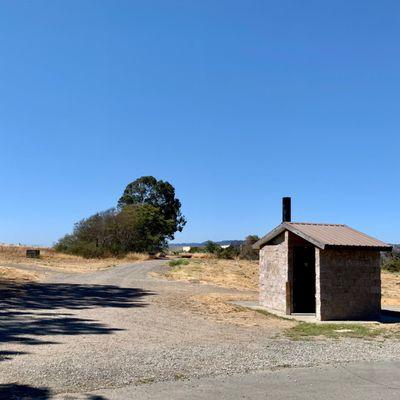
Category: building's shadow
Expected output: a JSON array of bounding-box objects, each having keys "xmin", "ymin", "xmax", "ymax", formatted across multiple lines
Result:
[
  {"xmin": 380, "ymin": 308, "xmax": 400, "ymax": 324},
  {"xmin": 0, "ymin": 383, "xmax": 109, "ymax": 399},
  {"xmin": 0, "ymin": 281, "xmax": 154, "ymax": 360}
]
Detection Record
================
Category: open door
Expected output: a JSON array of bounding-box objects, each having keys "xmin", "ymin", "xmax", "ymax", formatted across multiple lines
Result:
[{"xmin": 292, "ymin": 246, "xmax": 316, "ymax": 313}]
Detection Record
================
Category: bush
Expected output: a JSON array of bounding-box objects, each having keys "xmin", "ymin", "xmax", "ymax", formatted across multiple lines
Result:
[
  {"xmin": 55, "ymin": 205, "xmax": 169, "ymax": 258},
  {"xmin": 168, "ymin": 259, "xmax": 190, "ymax": 267},
  {"xmin": 204, "ymin": 241, "xmax": 220, "ymax": 254},
  {"xmin": 189, "ymin": 246, "xmax": 202, "ymax": 253},
  {"xmin": 382, "ymin": 257, "xmax": 400, "ymax": 273},
  {"xmin": 216, "ymin": 246, "xmax": 240, "ymax": 260},
  {"xmin": 239, "ymin": 235, "xmax": 260, "ymax": 260}
]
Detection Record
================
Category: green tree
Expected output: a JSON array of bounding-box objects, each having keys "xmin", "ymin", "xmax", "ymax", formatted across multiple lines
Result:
[
  {"xmin": 115, "ymin": 204, "xmax": 171, "ymax": 253},
  {"xmin": 204, "ymin": 240, "xmax": 220, "ymax": 254},
  {"xmin": 118, "ymin": 176, "xmax": 186, "ymax": 239},
  {"xmin": 55, "ymin": 176, "xmax": 186, "ymax": 258},
  {"xmin": 216, "ymin": 246, "xmax": 240, "ymax": 260},
  {"xmin": 55, "ymin": 209, "xmax": 119, "ymax": 258},
  {"xmin": 55, "ymin": 205, "xmax": 170, "ymax": 257}
]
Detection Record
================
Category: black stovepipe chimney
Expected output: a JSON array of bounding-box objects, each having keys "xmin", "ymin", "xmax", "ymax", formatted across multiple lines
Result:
[{"xmin": 282, "ymin": 197, "xmax": 291, "ymax": 223}]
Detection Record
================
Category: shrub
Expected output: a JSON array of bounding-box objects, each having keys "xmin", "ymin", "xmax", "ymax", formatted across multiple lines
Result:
[
  {"xmin": 55, "ymin": 205, "xmax": 169, "ymax": 258},
  {"xmin": 189, "ymin": 246, "xmax": 202, "ymax": 253},
  {"xmin": 168, "ymin": 259, "xmax": 190, "ymax": 267},
  {"xmin": 204, "ymin": 241, "xmax": 221, "ymax": 254},
  {"xmin": 216, "ymin": 246, "xmax": 240, "ymax": 260},
  {"xmin": 382, "ymin": 257, "xmax": 400, "ymax": 273},
  {"xmin": 239, "ymin": 235, "xmax": 260, "ymax": 260}
]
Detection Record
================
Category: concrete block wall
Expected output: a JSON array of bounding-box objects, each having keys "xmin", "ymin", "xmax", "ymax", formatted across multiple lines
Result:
[
  {"xmin": 259, "ymin": 231, "xmax": 289, "ymax": 313},
  {"xmin": 316, "ymin": 248, "xmax": 381, "ymax": 320}
]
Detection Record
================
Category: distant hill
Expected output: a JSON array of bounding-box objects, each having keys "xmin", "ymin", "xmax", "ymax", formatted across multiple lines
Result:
[{"xmin": 169, "ymin": 240, "xmax": 243, "ymax": 248}]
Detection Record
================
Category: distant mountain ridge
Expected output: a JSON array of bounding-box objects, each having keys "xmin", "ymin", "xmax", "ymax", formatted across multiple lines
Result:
[{"xmin": 169, "ymin": 240, "xmax": 243, "ymax": 248}]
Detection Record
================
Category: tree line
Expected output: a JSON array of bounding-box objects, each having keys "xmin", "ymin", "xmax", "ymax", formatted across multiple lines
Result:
[{"xmin": 186, "ymin": 235, "xmax": 260, "ymax": 260}]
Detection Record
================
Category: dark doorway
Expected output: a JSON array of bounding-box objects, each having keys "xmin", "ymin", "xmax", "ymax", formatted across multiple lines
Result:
[{"xmin": 292, "ymin": 246, "xmax": 316, "ymax": 313}]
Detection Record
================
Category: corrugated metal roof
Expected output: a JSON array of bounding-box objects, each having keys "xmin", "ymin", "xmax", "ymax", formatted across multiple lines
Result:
[{"xmin": 254, "ymin": 222, "xmax": 392, "ymax": 250}]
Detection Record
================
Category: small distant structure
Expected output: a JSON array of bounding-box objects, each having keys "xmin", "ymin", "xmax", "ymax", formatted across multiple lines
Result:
[
  {"xmin": 220, "ymin": 244, "xmax": 231, "ymax": 249},
  {"xmin": 26, "ymin": 249, "xmax": 41, "ymax": 258},
  {"xmin": 182, "ymin": 246, "xmax": 191, "ymax": 253},
  {"xmin": 254, "ymin": 197, "xmax": 392, "ymax": 321}
]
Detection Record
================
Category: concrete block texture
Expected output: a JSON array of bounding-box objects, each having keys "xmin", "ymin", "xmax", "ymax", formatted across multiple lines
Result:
[
  {"xmin": 259, "ymin": 231, "xmax": 288, "ymax": 313},
  {"xmin": 317, "ymin": 248, "xmax": 381, "ymax": 320}
]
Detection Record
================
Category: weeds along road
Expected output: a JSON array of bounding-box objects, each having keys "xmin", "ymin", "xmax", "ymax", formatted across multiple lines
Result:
[{"xmin": 0, "ymin": 260, "xmax": 399, "ymax": 399}]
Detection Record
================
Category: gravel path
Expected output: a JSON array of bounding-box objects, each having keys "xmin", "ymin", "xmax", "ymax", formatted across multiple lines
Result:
[{"xmin": 0, "ymin": 260, "xmax": 399, "ymax": 398}]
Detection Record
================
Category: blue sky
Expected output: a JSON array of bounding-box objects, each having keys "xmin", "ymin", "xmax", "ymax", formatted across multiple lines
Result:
[{"xmin": 0, "ymin": 1, "xmax": 399, "ymax": 246}]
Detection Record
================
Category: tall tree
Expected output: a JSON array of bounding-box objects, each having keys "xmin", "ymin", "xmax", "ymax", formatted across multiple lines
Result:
[{"xmin": 118, "ymin": 176, "xmax": 186, "ymax": 239}]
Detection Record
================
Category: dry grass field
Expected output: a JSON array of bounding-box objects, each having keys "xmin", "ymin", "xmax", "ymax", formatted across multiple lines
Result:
[
  {"xmin": 0, "ymin": 245, "xmax": 150, "ymax": 276},
  {"xmin": 159, "ymin": 258, "xmax": 400, "ymax": 307},
  {"xmin": 0, "ymin": 266, "xmax": 38, "ymax": 282},
  {"xmin": 381, "ymin": 271, "xmax": 400, "ymax": 307},
  {"xmin": 161, "ymin": 258, "xmax": 259, "ymax": 290}
]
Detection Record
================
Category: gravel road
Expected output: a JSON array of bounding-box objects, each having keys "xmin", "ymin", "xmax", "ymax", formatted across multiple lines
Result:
[{"xmin": 1, "ymin": 260, "xmax": 399, "ymax": 399}]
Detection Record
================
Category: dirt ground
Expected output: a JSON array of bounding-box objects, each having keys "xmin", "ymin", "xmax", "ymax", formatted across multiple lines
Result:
[
  {"xmin": 381, "ymin": 271, "xmax": 400, "ymax": 307},
  {"xmin": 0, "ymin": 245, "xmax": 150, "ymax": 274},
  {"xmin": 151, "ymin": 258, "xmax": 277, "ymax": 327}
]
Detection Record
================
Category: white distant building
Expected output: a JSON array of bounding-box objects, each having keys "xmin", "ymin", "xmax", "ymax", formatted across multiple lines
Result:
[
  {"xmin": 182, "ymin": 246, "xmax": 191, "ymax": 252},
  {"xmin": 220, "ymin": 244, "xmax": 231, "ymax": 249}
]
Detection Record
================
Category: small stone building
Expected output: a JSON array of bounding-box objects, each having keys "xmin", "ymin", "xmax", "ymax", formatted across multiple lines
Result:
[{"xmin": 254, "ymin": 204, "xmax": 392, "ymax": 321}]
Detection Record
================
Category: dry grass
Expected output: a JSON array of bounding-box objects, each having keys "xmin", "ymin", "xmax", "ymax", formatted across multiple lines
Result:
[
  {"xmin": 187, "ymin": 252, "xmax": 213, "ymax": 259},
  {"xmin": 156, "ymin": 258, "xmax": 400, "ymax": 333},
  {"xmin": 153, "ymin": 258, "xmax": 291, "ymax": 328},
  {"xmin": 187, "ymin": 293, "xmax": 294, "ymax": 330},
  {"xmin": 0, "ymin": 245, "xmax": 150, "ymax": 273},
  {"xmin": 381, "ymin": 271, "xmax": 400, "ymax": 307},
  {"xmin": 159, "ymin": 259, "xmax": 400, "ymax": 307},
  {"xmin": 159, "ymin": 258, "xmax": 258, "ymax": 291},
  {"xmin": 0, "ymin": 266, "xmax": 38, "ymax": 282}
]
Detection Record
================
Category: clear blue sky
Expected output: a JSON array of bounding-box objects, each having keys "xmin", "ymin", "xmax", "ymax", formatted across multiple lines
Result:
[{"xmin": 0, "ymin": 1, "xmax": 399, "ymax": 246}]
